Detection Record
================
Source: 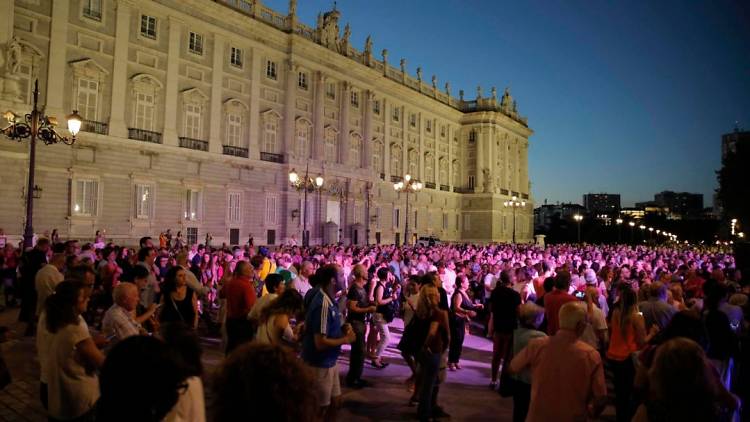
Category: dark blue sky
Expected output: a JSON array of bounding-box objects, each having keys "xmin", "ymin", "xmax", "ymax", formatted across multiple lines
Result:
[{"xmin": 264, "ymin": 0, "xmax": 750, "ymax": 207}]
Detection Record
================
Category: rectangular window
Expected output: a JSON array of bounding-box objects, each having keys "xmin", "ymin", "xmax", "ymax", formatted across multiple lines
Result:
[
  {"xmin": 298, "ymin": 72, "xmax": 308, "ymax": 89},
  {"xmin": 265, "ymin": 195, "xmax": 278, "ymax": 225},
  {"xmin": 188, "ymin": 32, "xmax": 203, "ymax": 55},
  {"xmin": 409, "ymin": 114, "xmax": 417, "ymax": 127},
  {"xmin": 469, "ymin": 130, "xmax": 477, "ymax": 142},
  {"xmin": 373, "ymin": 100, "xmax": 380, "ymax": 115},
  {"xmin": 73, "ymin": 179, "xmax": 99, "ymax": 216},
  {"xmin": 426, "ymin": 120, "xmax": 432, "ymax": 132},
  {"xmin": 184, "ymin": 104, "xmax": 202, "ymax": 139},
  {"xmin": 443, "ymin": 212, "xmax": 448, "ymax": 230},
  {"xmin": 468, "ymin": 175, "xmax": 475, "ymax": 190},
  {"xmin": 82, "ymin": 0, "xmax": 102, "ymax": 21},
  {"xmin": 186, "ymin": 227, "xmax": 198, "ymax": 245},
  {"xmin": 226, "ymin": 112, "xmax": 242, "ymax": 147},
  {"xmin": 326, "ymin": 82, "xmax": 336, "ymax": 99},
  {"xmin": 441, "ymin": 125, "xmax": 446, "ymax": 137},
  {"xmin": 228, "ymin": 192, "xmax": 242, "ymax": 224},
  {"xmin": 229, "ymin": 228, "xmax": 240, "ymax": 245},
  {"xmin": 134, "ymin": 184, "xmax": 153, "ymax": 219},
  {"xmin": 393, "ymin": 208, "xmax": 400, "ymax": 228},
  {"xmin": 185, "ymin": 189, "xmax": 202, "ymax": 221},
  {"xmin": 230, "ymin": 47, "xmax": 243, "ymax": 68},
  {"xmin": 140, "ymin": 15, "xmax": 157, "ymax": 39},
  {"xmin": 265, "ymin": 60, "xmax": 277, "ymax": 80},
  {"xmin": 267, "ymin": 229, "xmax": 276, "ymax": 245},
  {"xmin": 392, "ymin": 107, "xmax": 400, "ymax": 122},
  {"xmin": 135, "ymin": 92, "xmax": 155, "ymax": 130},
  {"xmin": 76, "ymin": 78, "xmax": 98, "ymax": 122},
  {"xmin": 350, "ymin": 91, "xmax": 359, "ymax": 107}
]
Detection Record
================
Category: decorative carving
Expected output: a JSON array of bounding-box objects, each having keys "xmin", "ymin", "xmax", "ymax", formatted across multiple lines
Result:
[
  {"xmin": 482, "ymin": 168, "xmax": 493, "ymax": 193},
  {"xmin": 445, "ymin": 82, "xmax": 451, "ymax": 96},
  {"xmin": 491, "ymin": 86, "xmax": 498, "ymax": 101},
  {"xmin": 416, "ymin": 67, "xmax": 422, "ymax": 82},
  {"xmin": 289, "ymin": 0, "xmax": 297, "ymax": 16},
  {"xmin": 381, "ymin": 49, "xmax": 388, "ymax": 62},
  {"xmin": 431, "ymin": 75, "xmax": 437, "ymax": 88},
  {"xmin": 476, "ymin": 85, "xmax": 483, "ymax": 100},
  {"xmin": 5, "ymin": 36, "xmax": 22, "ymax": 75},
  {"xmin": 364, "ymin": 35, "xmax": 373, "ymax": 65},
  {"xmin": 501, "ymin": 87, "xmax": 513, "ymax": 113},
  {"xmin": 400, "ymin": 58, "xmax": 406, "ymax": 73},
  {"xmin": 339, "ymin": 23, "xmax": 351, "ymax": 55},
  {"xmin": 459, "ymin": 89, "xmax": 464, "ymax": 101},
  {"xmin": 318, "ymin": 7, "xmax": 341, "ymax": 51}
]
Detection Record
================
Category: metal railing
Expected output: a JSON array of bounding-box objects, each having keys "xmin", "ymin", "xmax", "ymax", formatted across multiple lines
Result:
[
  {"xmin": 223, "ymin": 145, "xmax": 249, "ymax": 158},
  {"xmin": 260, "ymin": 152, "xmax": 284, "ymax": 163},
  {"xmin": 440, "ymin": 184, "xmax": 450, "ymax": 191},
  {"xmin": 82, "ymin": 120, "xmax": 108, "ymax": 135},
  {"xmin": 179, "ymin": 137, "xmax": 209, "ymax": 151},
  {"xmin": 521, "ymin": 193, "xmax": 529, "ymax": 200},
  {"xmin": 128, "ymin": 128, "xmax": 162, "ymax": 144},
  {"xmin": 390, "ymin": 175, "xmax": 402, "ymax": 183},
  {"xmin": 501, "ymin": 189, "xmax": 509, "ymax": 195},
  {"xmin": 425, "ymin": 182, "xmax": 436, "ymax": 189},
  {"xmin": 453, "ymin": 186, "xmax": 473, "ymax": 194}
]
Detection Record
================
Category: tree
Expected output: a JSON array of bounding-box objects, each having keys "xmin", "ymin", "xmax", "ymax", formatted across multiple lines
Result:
[{"xmin": 717, "ymin": 141, "xmax": 750, "ymax": 229}]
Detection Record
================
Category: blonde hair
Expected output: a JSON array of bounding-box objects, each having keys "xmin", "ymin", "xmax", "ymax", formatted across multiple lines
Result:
[{"xmin": 416, "ymin": 284, "xmax": 438, "ymax": 320}]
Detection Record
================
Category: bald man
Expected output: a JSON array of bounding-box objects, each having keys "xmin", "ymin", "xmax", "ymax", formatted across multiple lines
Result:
[{"xmin": 102, "ymin": 282, "xmax": 146, "ymax": 343}]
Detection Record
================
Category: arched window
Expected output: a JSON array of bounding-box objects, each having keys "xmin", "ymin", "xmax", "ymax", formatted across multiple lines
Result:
[
  {"xmin": 295, "ymin": 119, "xmax": 312, "ymax": 159},
  {"xmin": 349, "ymin": 133, "xmax": 362, "ymax": 167},
  {"xmin": 131, "ymin": 74, "xmax": 162, "ymax": 131},
  {"xmin": 224, "ymin": 100, "xmax": 248, "ymax": 148},
  {"xmin": 452, "ymin": 160, "xmax": 461, "ymax": 187},
  {"xmin": 439, "ymin": 157, "xmax": 448, "ymax": 185},
  {"xmin": 407, "ymin": 149, "xmax": 418, "ymax": 178},
  {"xmin": 372, "ymin": 140, "xmax": 384, "ymax": 173},
  {"xmin": 324, "ymin": 126, "xmax": 338, "ymax": 162},
  {"xmin": 391, "ymin": 144, "xmax": 402, "ymax": 176},
  {"xmin": 424, "ymin": 153, "xmax": 435, "ymax": 183},
  {"xmin": 261, "ymin": 111, "xmax": 281, "ymax": 153}
]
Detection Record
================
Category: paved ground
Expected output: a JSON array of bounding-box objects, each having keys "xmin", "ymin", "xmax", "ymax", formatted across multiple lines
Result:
[{"xmin": 0, "ymin": 308, "xmax": 614, "ymax": 421}]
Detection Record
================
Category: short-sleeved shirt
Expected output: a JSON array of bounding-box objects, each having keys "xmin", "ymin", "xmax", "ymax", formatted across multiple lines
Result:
[
  {"xmin": 490, "ymin": 285, "xmax": 521, "ymax": 333},
  {"xmin": 346, "ymin": 285, "xmax": 369, "ymax": 322},
  {"xmin": 302, "ymin": 290, "xmax": 343, "ymax": 368}
]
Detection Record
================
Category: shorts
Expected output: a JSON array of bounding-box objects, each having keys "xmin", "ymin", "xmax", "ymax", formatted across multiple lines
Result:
[{"xmin": 312, "ymin": 364, "xmax": 341, "ymax": 407}]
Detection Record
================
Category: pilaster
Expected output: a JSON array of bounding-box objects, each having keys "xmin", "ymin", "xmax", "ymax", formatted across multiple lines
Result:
[
  {"xmin": 163, "ymin": 16, "xmax": 182, "ymax": 147},
  {"xmin": 312, "ymin": 71, "xmax": 324, "ymax": 160},
  {"xmin": 282, "ymin": 58, "xmax": 296, "ymax": 161},
  {"xmin": 208, "ymin": 33, "xmax": 224, "ymax": 154},
  {"xmin": 418, "ymin": 112, "xmax": 424, "ymax": 181},
  {"xmin": 339, "ymin": 81, "xmax": 350, "ymax": 165},
  {"xmin": 109, "ymin": 0, "xmax": 133, "ymax": 138},
  {"xmin": 362, "ymin": 90, "xmax": 373, "ymax": 169},
  {"xmin": 382, "ymin": 98, "xmax": 390, "ymax": 178},
  {"xmin": 45, "ymin": 0, "xmax": 70, "ymax": 116},
  {"xmin": 247, "ymin": 47, "xmax": 262, "ymax": 159},
  {"xmin": 0, "ymin": 0, "xmax": 14, "ymax": 46}
]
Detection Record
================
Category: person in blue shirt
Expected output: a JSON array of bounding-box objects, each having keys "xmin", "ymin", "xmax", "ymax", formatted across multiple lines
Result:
[{"xmin": 302, "ymin": 264, "xmax": 355, "ymax": 421}]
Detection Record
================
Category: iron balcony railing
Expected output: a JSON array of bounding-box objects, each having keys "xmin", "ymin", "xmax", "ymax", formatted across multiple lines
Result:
[
  {"xmin": 260, "ymin": 152, "xmax": 284, "ymax": 163},
  {"xmin": 453, "ymin": 186, "xmax": 473, "ymax": 194},
  {"xmin": 440, "ymin": 184, "xmax": 450, "ymax": 191},
  {"xmin": 222, "ymin": 145, "xmax": 249, "ymax": 158},
  {"xmin": 81, "ymin": 120, "xmax": 108, "ymax": 135},
  {"xmin": 179, "ymin": 137, "xmax": 209, "ymax": 152},
  {"xmin": 128, "ymin": 128, "xmax": 162, "ymax": 144},
  {"xmin": 425, "ymin": 182, "xmax": 436, "ymax": 189}
]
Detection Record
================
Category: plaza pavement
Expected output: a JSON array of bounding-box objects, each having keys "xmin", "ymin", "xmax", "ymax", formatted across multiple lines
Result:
[{"xmin": 0, "ymin": 308, "xmax": 614, "ymax": 421}]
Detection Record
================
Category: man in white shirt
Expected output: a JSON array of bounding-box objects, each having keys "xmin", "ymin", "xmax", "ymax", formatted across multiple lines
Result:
[
  {"xmin": 292, "ymin": 261, "xmax": 314, "ymax": 297},
  {"xmin": 484, "ymin": 264, "xmax": 501, "ymax": 298},
  {"xmin": 102, "ymin": 283, "xmax": 146, "ymax": 343},
  {"xmin": 35, "ymin": 253, "xmax": 65, "ymax": 317}
]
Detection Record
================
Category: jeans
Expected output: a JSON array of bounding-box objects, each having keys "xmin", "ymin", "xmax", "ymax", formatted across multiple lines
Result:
[
  {"xmin": 373, "ymin": 313, "xmax": 391, "ymax": 359},
  {"xmin": 512, "ymin": 382, "xmax": 531, "ymax": 422},
  {"xmin": 610, "ymin": 357, "xmax": 636, "ymax": 422},
  {"xmin": 346, "ymin": 320, "xmax": 366, "ymax": 383},
  {"xmin": 448, "ymin": 317, "xmax": 466, "ymax": 363},
  {"xmin": 416, "ymin": 350, "xmax": 441, "ymax": 422}
]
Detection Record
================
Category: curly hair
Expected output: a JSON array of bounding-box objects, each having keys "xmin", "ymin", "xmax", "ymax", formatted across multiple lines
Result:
[
  {"xmin": 211, "ymin": 343, "xmax": 316, "ymax": 422},
  {"xmin": 260, "ymin": 288, "xmax": 304, "ymax": 323}
]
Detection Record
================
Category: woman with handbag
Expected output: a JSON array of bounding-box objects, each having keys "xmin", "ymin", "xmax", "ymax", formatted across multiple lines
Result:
[
  {"xmin": 448, "ymin": 275, "xmax": 483, "ymax": 370},
  {"xmin": 159, "ymin": 266, "xmax": 198, "ymax": 331}
]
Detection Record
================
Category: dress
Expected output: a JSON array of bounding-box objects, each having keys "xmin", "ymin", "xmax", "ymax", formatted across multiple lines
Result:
[{"xmin": 160, "ymin": 288, "xmax": 196, "ymax": 326}]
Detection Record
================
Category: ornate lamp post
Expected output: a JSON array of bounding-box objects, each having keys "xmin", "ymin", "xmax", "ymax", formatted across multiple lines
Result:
[
  {"xmin": 1, "ymin": 80, "xmax": 82, "ymax": 249},
  {"xmin": 393, "ymin": 174, "xmax": 422, "ymax": 245},
  {"xmin": 573, "ymin": 214, "xmax": 583, "ymax": 243},
  {"xmin": 288, "ymin": 163, "xmax": 323, "ymax": 247},
  {"xmin": 503, "ymin": 195, "xmax": 526, "ymax": 244}
]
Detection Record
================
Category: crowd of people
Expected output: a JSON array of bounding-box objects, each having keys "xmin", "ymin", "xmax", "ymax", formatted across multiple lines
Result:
[{"xmin": 0, "ymin": 228, "xmax": 747, "ymax": 421}]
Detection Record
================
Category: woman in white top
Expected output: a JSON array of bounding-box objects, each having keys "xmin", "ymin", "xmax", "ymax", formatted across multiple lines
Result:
[
  {"xmin": 44, "ymin": 280, "xmax": 105, "ymax": 421},
  {"xmin": 255, "ymin": 289, "xmax": 304, "ymax": 348}
]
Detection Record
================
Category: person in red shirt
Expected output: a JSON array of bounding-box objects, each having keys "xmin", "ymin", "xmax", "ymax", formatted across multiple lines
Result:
[
  {"xmin": 543, "ymin": 271, "xmax": 577, "ymax": 335},
  {"xmin": 222, "ymin": 261, "xmax": 257, "ymax": 355}
]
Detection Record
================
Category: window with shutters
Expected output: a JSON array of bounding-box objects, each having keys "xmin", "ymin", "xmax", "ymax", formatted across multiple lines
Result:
[
  {"xmin": 263, "ymin": 117, "xmax": 278, "ymax": 153},
  {"xmin": 134, "ymin": 184, "xmax": 153, "ymax": 219},
  {"xmin": 296, "ymin": 120, "xmax": 311, "ymax": 159},
  {"xmin": 76, "ymin": 78, "xmax": 99, "ymax": 122},
  {"xmin": 73, "ymin": 179, "xmax": 99, "ymax": 216},
  {"xmin": 392, "ymin": 107, "xmax": 400, "ymax": 122},
  {"xmin": 184, "ymin": 103, "xmax": 202, "ymax": 139},
  {"xmin": 140, "ymin": 15, "xmax": 157, "ymax": 39},
  {"xmin": 185, "ymin": 189, "xmax": 202, "ymax": 221},
  {"xmin": 372, "ymin": 141, "xmax": 383, "ymax": 173},
  {"xmin": 266, "ymin": 60, "xmax": 277, "ymax": 80},
  {"xmin": 135, "ymin": 91, "xmax": 155, "ymax": 131},
  {"xmin": 326, "ymin": 82, "xmax": 336, "ymax": 99},
  {"xmin": 409, "ymin": 113, "xmax": 417, "ymax": 127},
  {"xmin": 228, "ymin": 192, "xmax": 242, "ymax": 224},
  {"xmin": 350, "ymin": 133, "xmax": 362, "ymax": 167},
  {"xmin": 424, "ymin": 154, "xmax": 435, "ymax": 183},
  {"xmin": 265, "ymin": 194, "xmax": 278, "ymax": 225},
  {"xmin": 188, "ymin": 32, "xmax": 203, "ymax": 55},
  {"xmin": 391, "ymin": 145, "xmax": 402, "ymax": 176},
  {"xmin": 230, "ymin": 47, "xmax": 243, "ymax": 68},
  {"xmin": 226, "ymin": 111, "xmax": 242, "ymax": 147},
  {"xmin": 407, "ymin": 149, "xmax": 418, "ymax": 177},
  {"xmin": 82, "ymin": 0, "xmax": 102, "ymax": 21},
  {"xmin": 324, "ymin": 128, "xmax": 337, "ymax": 162}
]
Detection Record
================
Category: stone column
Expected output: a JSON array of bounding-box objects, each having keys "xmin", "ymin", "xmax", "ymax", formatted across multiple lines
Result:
[
  {"xmin": 208, "ymin": 33, "xmax": 224, "ymax": 154},
  {"xmin": 339, "ymin": 81, "xmax": 350, "ymax": 165},
  {"xmin": 312, "ymin": 71, "xmax": 324, "ymax": 160},
  {"xmin": 433, "ymin": 121, "xmax": 439, "ymax": 185},
  {"xmin": 45, "ymin": 0, "xmax": 70, "ymax": 116},
  {"xmin": 162, "ymin": 16, "xmax": 182, "ymax": 147},
  {"xmin": 362, "ymin": 90, "xmax": 373, "ymax": 169},
  {"xmin": 382, "ymin": 98, "xmax": 390, "ymax": 178},
  {"xmin": 447, "ymin": 125, "xmax": 453, "ymax": 189},
  {"xmin": 0, "ymin": 0, "xmax": 13, "ymax": 44},
  {"xmin": 500, "ymin": 134, "xmax": 507, "ymax": 191},
  {"xmin": 401, "ymin": 106, "xmax": 407, "ymax": 177},
  {"xmin": 474, "ymin": 126, "xmax": 483, "ymax": 192},
  {"xmin": 418, "ymin": 112, "xmax": 424, "ymax": 181},
  {"xmin": 108, "ymin": 0, "xmax": 133, "ymax": 138},
  {"xmin": 247, "ymin": 47, "xmax": 262, "ymax": 159},
  {"xmin": 282, "ymin": 58, "xmax": 296, "ymax": 161}
]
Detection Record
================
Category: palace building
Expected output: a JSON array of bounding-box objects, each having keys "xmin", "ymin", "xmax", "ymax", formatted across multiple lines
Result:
[{"xmin": 0, "ymin": 0, "xmax": 533, "ymax": 246}]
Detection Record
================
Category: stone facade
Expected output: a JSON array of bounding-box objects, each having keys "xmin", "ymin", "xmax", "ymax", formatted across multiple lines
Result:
[{"xmin": 0, "ymin": 0, "xmax": 533, "ymax": 246}]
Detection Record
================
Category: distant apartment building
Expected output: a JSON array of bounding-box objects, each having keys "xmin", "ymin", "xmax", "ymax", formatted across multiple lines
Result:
[{"xmin": 582, "ymin": 193, "xmax": 620, "ymax": 215}]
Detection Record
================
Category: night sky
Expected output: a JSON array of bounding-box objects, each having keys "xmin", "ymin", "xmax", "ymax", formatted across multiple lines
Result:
[{"xmin": 262, "ymin": 0, "xmax": 750, "ymax": 207}]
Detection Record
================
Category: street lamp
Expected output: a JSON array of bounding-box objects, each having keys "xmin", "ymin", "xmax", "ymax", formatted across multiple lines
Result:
[
  {"xmin": 573, "ymin": 214, "xmax": 583, "ymax": 243},
  {"xmin": 1, "ymin": 80, "xmax": 82, "ymax": 249},
  {"xmin": 616, "ymin": 218, "xmax": 623, "ymax": 243},
  {"xmin": 393, "ymin": 173, "xmax": 422, "ymax": 245},
  {"xmin": 628, "ymin": 221, "xmax": 635, "ymax": 244},
  {"xmin": 288, "ymin": 164, "xmax": 323, "ymax": 247},
  {"xmin": 503, "ymin": 195, "xmax": 526, "ymax": 244}
]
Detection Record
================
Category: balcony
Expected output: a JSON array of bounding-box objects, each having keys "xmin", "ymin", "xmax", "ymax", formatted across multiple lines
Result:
[
  {"xmin": 453, "ymin": 186, "xmax": 473, "ymax": 194},
  {"xmin": 390, "ymin": 175, "xmax": 402, "ymax": 183},
  {"xmin": 424, "ymin": 182, "xmax": 436, "ymax": 189},
  {"xmin": 179, "ymin": 137, "xmax": 209, "ymax": 152},
  {"xmin": 500, "ymin": 189, "xmax": 509, "ymax": 195},
  {"xmin": 380, "ymin": 173, "xmax": 385, "ymax": 181},
  {"xmin": 440, "ymin": 184, "xmax": 450, "ymax": 192},
  {"xmin": 521, "ymin": 193, "xmax": 529, "ymax": 200},
  {"xmin": 81, "ymin": 120, "xmax": 108, "ymax": 135},
  {"xmin": 512, "ymin": 191, "xmax": 520, "ymax": 197},
  {"xmin": 223, "ymin": 145, "xmax": 249, "ymax": 158},
  {"xmin": 260, "ymin": 152, "xmax": 284, "ymax": 163},
  {"xmin": 128, "ymin": 128, "xmax": 162, "ymax": 144}
]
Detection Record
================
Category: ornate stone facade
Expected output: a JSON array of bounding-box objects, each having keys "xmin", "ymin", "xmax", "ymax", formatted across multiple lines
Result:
[{"xmin": 0, "ymin": 0, "xmax": 533, "ymax": 246}]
